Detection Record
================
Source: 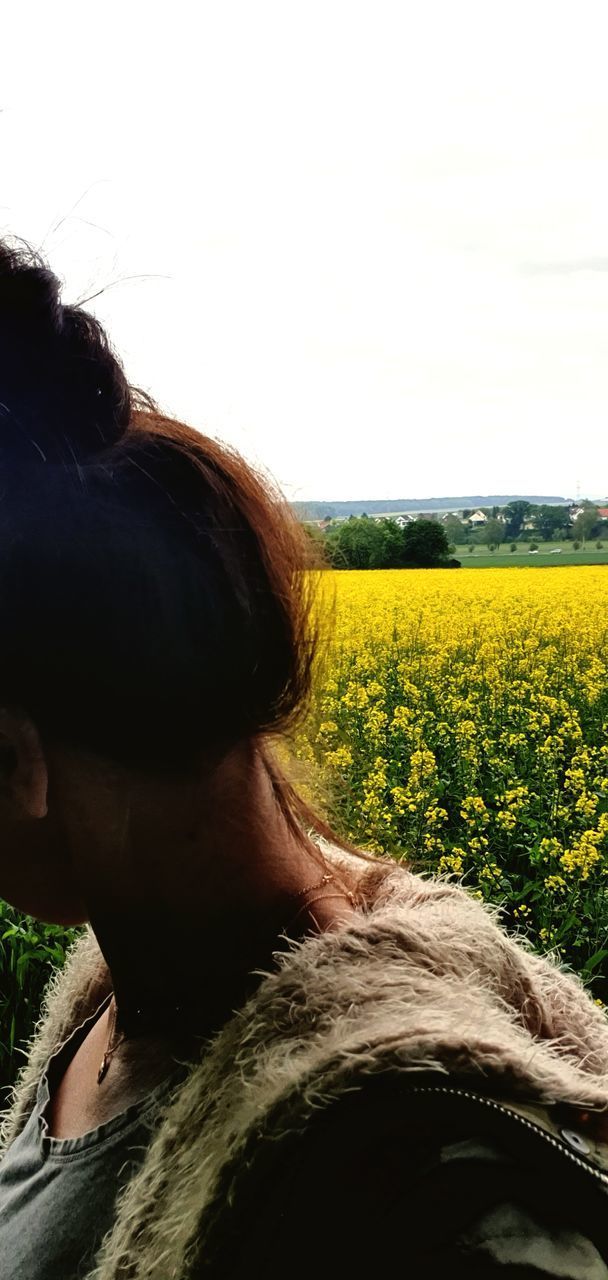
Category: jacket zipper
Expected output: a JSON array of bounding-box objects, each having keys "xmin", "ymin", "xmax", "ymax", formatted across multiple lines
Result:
[{"xmin": 406, "ymin": 1084, "xmax": 608, "ymax": 1189}]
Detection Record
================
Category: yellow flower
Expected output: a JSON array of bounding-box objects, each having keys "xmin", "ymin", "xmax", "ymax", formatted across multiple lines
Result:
[
  {"xmin": 460, "ymin": 795, "xmax": 489, "ymax": 826},
  {"xmin": 303, "ymin": 564, "xmax": 608, "ymax": 985},
  {"xmin": 544, "ymin": 874, "xmax": 567, "ymax": 894},
  {"xmin": 560, "ymin": 830, "xmax": 602, "ymax": 880},
  {"xmin": 324, "ymin": 745, "xmax": 354, "ymax": 769},
  {"xmin": 496, "ymin": 809, "xmax": 517, "ymax": 832},
  {"xmin": 438, "ymin": 852, "xmax": 463, "ymax": 875},
  {"xmin": 409, "ymin": 749, "xmax": 437, "ymax": 784},
  {"xmin": 316, "ymin": 720, "xmax": 338, "ymax": 742}
]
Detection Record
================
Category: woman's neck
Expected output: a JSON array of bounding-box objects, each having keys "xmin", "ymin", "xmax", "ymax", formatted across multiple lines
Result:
[{"xmin": 62, "ymin": 740, "xmax": 360, "ymax": 1046}]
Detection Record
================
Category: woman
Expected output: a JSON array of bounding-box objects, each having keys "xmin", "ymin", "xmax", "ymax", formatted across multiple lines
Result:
[{"xmin": 1, "ymin": 239, "xmax": 608, "ymax": 1280}]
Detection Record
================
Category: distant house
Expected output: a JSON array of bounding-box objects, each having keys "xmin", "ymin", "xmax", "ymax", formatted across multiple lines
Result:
[
  {"xmin": 394, "ymin": 514, "xmax": 416, "ymax": 527},
  {"xmin": 569, "ymin": 504, "xmax": 607, "ymax": 522},
  {"xmin": 371, "ymin": 514, "xmax": 416, "ymax": 527},
  {"xmin": 469, "ymin": 510, "xmax": 487, "ymax": 526}
]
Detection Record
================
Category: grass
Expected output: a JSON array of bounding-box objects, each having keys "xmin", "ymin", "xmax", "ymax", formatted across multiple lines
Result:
[{"xmin": 453, "ymin": 543, "xmax": 608, "ymax": 568}]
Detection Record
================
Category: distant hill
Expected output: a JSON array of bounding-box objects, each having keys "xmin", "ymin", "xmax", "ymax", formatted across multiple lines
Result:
[{"xmin": 292, "ymin": 496, "xmax": 571, "ymax": 521}]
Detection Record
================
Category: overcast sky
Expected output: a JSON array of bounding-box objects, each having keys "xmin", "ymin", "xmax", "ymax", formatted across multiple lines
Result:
[{"xmin": 3, "ymin": 2, "xmax": 608, "ymax": 503}]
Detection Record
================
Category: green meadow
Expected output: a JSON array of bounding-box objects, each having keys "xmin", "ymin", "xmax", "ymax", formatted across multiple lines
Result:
[{"xmin": 454, "ymin": 543, "xmax": 608, "ymax": 568}]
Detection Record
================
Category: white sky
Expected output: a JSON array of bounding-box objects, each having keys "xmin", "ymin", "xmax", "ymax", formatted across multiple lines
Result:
[{"xmin": 2, "ymin": 1, "xmax": 608, "ymax": 503}]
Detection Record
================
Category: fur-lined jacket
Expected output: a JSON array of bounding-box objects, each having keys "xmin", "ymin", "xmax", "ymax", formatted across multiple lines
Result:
[{"xmin": 3, "ymin": 836, "xmax": 608, "ymax": 1278}]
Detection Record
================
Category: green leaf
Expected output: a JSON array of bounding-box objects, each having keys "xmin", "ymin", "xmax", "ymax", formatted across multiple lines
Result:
[{"xmin": 583, "ymin": 949, "xmax": 608, "ymax": 974}]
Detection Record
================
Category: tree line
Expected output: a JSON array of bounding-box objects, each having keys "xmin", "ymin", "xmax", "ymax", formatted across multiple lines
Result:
[
  {"xmin": 303, "ymin": 500, "xmax": 606, "ymax": 570},
  {"xmin": 444, "ymin": 500, "xmax": 604, "ymax": 549},
  {"xmin": 308, "ymin": 516, "xmax": 458, "ymax": 570}
]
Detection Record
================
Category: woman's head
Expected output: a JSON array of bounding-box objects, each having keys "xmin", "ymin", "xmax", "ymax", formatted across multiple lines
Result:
[
  {"xmin": 0, "ymin": 238, "xmax": 329, "ymax": 778},
  {"xmin": 0, "ymin": 236, "xmax": 382, "ymax": 923}
]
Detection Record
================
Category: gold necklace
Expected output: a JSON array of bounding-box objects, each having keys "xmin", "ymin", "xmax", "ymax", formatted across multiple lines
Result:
[
  {"xmin": 282, "ymin": 871, "xmax": 357, "ymax": 933},
  {"xmin": 97, "ymin": 995, "xmax": 125, "ymax": 1085},
  {"xmin": 97, "ymin": 867, "xmax": 358, "ymax": 1087}
]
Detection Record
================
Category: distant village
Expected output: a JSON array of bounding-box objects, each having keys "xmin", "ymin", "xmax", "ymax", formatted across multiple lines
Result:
[
  {"xmin": 306, "ymin": 501, "xmax": 608, "ymax": 541},
  {"xmin": 392, "ymin": 502, "xmax": 608, "ymax": 532},
  {"xmin": 299, "ymin": 499, "xmax": 608, "ymax": 569}
]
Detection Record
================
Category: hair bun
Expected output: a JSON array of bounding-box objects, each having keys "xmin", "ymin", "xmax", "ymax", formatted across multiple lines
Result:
[{"xmin": 0, "ymin": 239, "xmax": 131, "ymax": 466}]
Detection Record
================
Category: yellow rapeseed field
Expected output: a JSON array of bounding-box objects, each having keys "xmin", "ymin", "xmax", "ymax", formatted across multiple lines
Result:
[{"xmin": 293, "ymin": 565, "xmax": 608, "ymax": 994}]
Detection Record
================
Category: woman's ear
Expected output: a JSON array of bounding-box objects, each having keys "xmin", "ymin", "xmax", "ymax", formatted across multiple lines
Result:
[{"xmin": 0, "ymin": 707, "xmax": 48, "ymax": 820}]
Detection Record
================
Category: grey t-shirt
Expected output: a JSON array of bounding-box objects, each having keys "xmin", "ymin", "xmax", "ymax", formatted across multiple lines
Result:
[{"xmin": 0, "ymin": 992, "xmax": 188, "ymax": 1280}]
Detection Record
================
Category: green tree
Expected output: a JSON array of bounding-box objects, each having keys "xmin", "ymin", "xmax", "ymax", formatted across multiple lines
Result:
[
  {"xmin": 377, "ymin": 519, "xmax": 405, "ymax": 568},
  {"xmin": 471, "ymin": 527, "xmax": 490, "ymax": 546},
  {"xmin": 484, "ymin": 518, "xmax": 504, "ymax": 549},
  {"xmin": 533, "ymin": 505, "xmax": 569, "ymax": 542},
  {"xmin": 503, "ymin": 500, "xmax": 531, "ymax": 540},
  {"xmin": 574, "ymin": 506, "xmax": 600, "ymax": 546},
  {"xmin": 326, "ymin": 517, "xmax": 386, "ymax": 569},
  {"xmin": 442, "ymin": 514, "xmax": 467, "ymax": 544},
  {"xmin": 402, "ymin": 520, "xmax": 451, "ymax": 567}
]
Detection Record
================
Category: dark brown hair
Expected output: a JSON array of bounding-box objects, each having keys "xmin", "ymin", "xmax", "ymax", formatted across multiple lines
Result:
[{"xmin": 0, "ymin": 237, "xmax": 385, "ymax": 870}]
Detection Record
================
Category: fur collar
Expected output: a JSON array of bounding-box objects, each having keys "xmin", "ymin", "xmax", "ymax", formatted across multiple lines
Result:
[{"xmin": 2, "ymin": 837, "xmax": 608, "ymax": 1279}]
